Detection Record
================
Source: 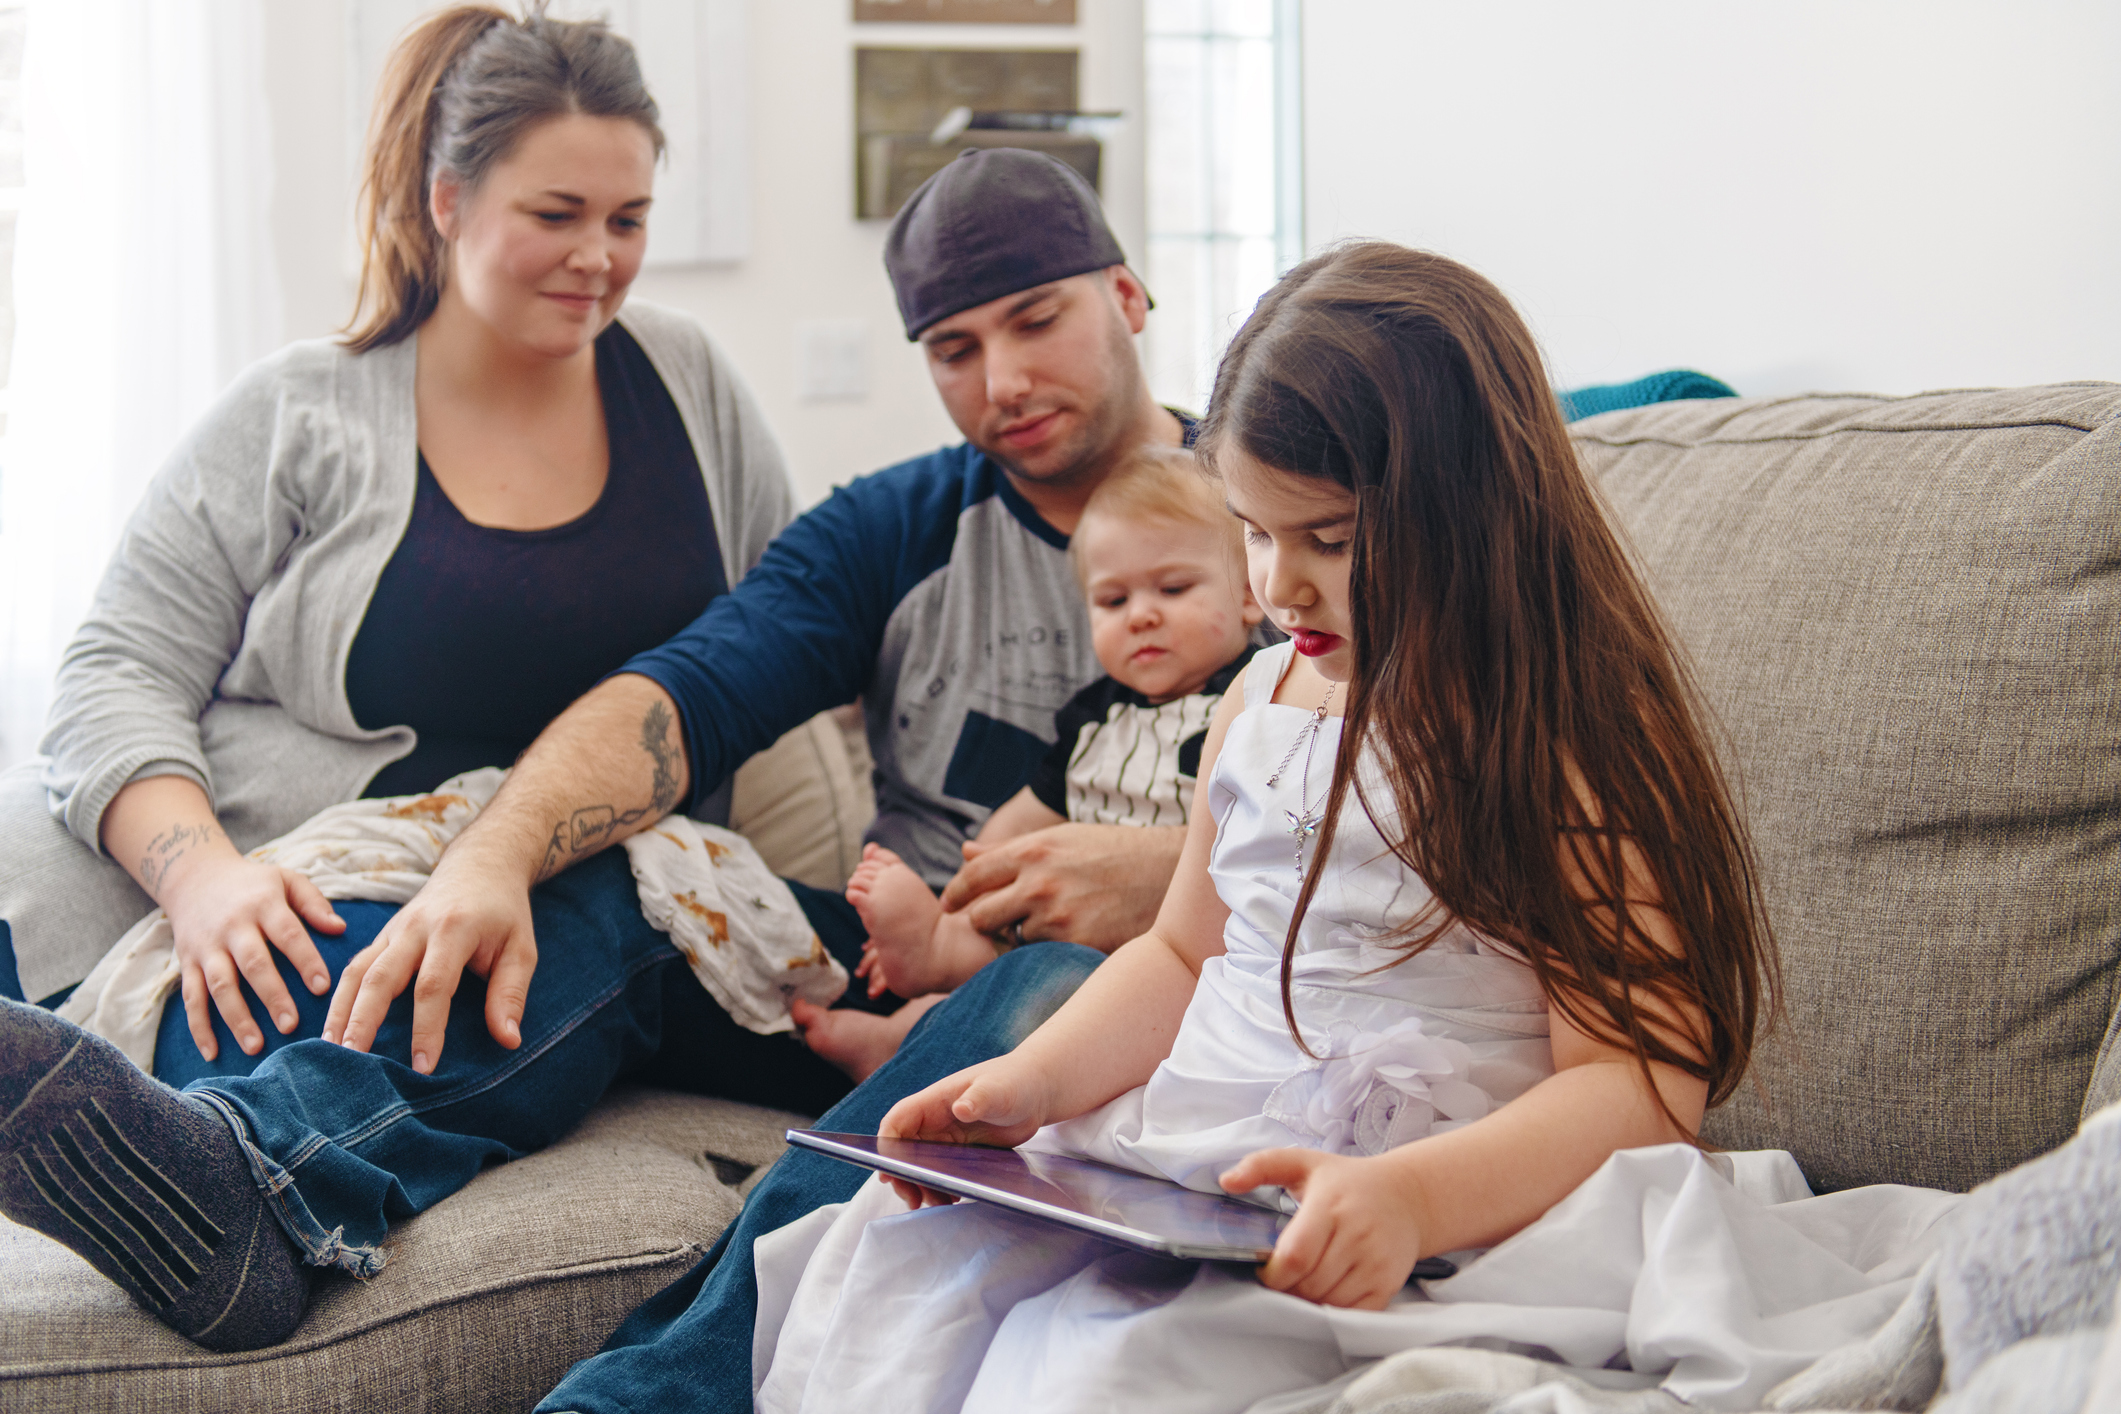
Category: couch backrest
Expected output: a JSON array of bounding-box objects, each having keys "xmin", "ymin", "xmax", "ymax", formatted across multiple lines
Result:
[{"xmin": 1573, "ymin": 385, "xmax": 2121, "ymax": 1193}]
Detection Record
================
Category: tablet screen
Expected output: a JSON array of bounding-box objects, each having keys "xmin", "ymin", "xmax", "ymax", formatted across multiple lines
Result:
[{"xmin": 788, "ymin": 1129, "xmax": 1287, "ymax": 1261}]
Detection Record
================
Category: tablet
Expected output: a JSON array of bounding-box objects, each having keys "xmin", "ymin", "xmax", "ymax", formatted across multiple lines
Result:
[{"xmin": 786, "ymin": 1129, "xmax": 1458, "ymax": 1278}]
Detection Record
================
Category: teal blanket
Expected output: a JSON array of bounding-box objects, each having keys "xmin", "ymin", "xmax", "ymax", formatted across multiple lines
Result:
[{"xmin": 1558, "ymin": 369, "xmax": 1736, "ymax": 423}]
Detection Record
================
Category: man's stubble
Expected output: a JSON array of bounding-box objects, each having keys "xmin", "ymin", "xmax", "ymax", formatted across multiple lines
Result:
[{"xmin": 980, "ymin": 304, "xmax": 1153, "ymax": 496}]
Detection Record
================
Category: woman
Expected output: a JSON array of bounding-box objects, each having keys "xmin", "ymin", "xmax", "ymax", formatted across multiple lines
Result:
[{"xmin": 0, "ymin": 6, "xmax": 790, "ymax": 1063}]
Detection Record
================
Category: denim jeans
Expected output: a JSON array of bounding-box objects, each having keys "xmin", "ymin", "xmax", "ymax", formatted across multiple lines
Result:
[
  {"xmin": 165, "ymin": 851, "xmax": 892, "ymax": 1274},
  {"xmin": 148, "ymin": 845, "xmax": 1099, "ymax": 1410},
  {"xmin": 538, "ymin": 937, "xmax": 1101, "ymax": 1414}
]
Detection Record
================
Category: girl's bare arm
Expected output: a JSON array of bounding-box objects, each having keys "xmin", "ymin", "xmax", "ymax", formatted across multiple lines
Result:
[
  {"xmin": 1223, "ymin": 830, "xmax": 1711, "ymax": 1308},
  {"xmin": 878, "ymin": 673, "xmax": 1248, "ymax": 1154}
]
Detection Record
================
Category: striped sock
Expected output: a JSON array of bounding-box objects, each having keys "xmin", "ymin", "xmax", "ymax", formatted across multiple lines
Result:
[{"xmin": 1, "ymin": 998, "xmax": 310, "ymax": 1351}]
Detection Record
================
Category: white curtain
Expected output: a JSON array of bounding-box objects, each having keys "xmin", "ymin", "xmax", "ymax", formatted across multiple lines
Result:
[
  {"xmin": 1142, "ymin": 0, "xmax": 1298, "ymax": 417},
  {"xmin": 0, "ymin": 0, "xmax": 283, "ymax": 768}
]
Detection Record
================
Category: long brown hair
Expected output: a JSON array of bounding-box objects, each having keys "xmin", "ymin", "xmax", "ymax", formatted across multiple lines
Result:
[
  {"xmin": 1199, "ymin": 242, "xmax": 1776, "ymax": 1115},
  {"xmin": 344, "ymin": 3, "xmax": 665, "ymax": 353}
]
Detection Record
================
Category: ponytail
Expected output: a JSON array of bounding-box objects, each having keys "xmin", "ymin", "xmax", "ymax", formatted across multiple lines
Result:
[
  {"xmin": 344, "ymin": 3, "xmax": 664, "ymax": 353},
  {"xmin": 346, "ymin": 7, "xmax": 503, "ymax": 354}
]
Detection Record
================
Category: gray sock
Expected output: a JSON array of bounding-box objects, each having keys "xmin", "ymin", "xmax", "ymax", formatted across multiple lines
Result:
[{"xmin": 0, "ymin": 997, "xmax": 310, "ymax": 1351}]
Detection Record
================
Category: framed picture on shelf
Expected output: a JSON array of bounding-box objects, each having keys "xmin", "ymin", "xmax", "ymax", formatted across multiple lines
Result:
[
  {"xmin": 855, "ymin": 46, "xmax": 1099, "ymax": 219},
  {"xmin": 854, "ymin": 0, "xmax": 1078, "ymax": 24}
]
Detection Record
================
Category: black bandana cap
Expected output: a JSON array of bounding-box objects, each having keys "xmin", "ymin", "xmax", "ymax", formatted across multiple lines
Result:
[{"xmin": 884, "ymin": 147, "xmax": 1149, "ymax": 341}]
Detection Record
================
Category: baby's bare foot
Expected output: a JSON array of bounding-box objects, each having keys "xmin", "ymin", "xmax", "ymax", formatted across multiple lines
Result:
[
  {"xmin": 846, "ymin": 844, "xmax": 950, "ymax": 997},
  {"xmin": 791, "ymin": 995, "xmax": 946, "ymax": 1082}
]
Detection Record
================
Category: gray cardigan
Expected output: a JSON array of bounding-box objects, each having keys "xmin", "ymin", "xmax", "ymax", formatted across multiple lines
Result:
[{"xmin": 0, "ymin": 301, "xmax": 793, "ymax": 1000}]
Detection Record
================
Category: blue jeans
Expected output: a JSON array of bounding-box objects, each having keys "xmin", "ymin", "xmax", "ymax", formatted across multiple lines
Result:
[
  {"xmin": 539, "ymin": 938, "xmax": 1099, "ymax": 1414},
  {"xmin": 149, "ymin": 847, "xmax": 1098, "ymax": 1408},
  {"xmin": 160, "ymin": 851, "xmax": 890, "ymax": 1273}
]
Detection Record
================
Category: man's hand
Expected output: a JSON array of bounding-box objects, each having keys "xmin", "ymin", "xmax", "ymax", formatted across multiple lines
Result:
[
  {"xmin": 938, "ymin": 822, "xmax": 1183, "ymax": 952},
  {"xmin": 323, "ymin": 840, "xmax": 537, "ymax": 1074},
  {"xmin": 1219, "ymin": 1147, "xmax": 1432, "ymax": 1310},
  {"xmin": 320, "ymin": 674, "xmax": 692, "ymax": 1075}
]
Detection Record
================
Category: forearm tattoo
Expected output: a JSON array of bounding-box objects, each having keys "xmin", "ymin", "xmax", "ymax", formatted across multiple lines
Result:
[
  {"xmin": 643, "ymin": 699, "xmax": 684, "ymax": 818},
  {"xmin": 537, "ymin": 700, "xmax": 687, "ymax": 881},
  {"xmin": 139, "ymin": 821, "xmax": 222, "ymax": 895}
]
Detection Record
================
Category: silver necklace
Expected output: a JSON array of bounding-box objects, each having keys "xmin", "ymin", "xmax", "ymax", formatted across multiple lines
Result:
[{"xmin": 1264, "ymin": 682, "xmax": 1337, "ymax": 872}]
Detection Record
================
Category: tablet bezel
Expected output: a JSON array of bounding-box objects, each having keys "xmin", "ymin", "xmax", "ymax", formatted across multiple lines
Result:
[{"xmin": 786, "ymin": 1128, "xmax": 1287, "ymax": 1261}]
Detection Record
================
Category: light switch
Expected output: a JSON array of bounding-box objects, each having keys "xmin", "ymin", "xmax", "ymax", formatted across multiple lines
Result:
[{"xmin": 797, "ymin": 319, "xmax": 870, "ymax": 403}]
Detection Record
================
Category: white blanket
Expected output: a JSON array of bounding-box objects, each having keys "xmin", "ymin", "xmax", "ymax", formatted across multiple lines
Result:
[
  {"xmin": 751, "ymin": 1143, "xmax": 1964, "ymax": 1414},
  {"xmin": 1260, "ymin": 1104, "xmax": 2121, "ymax": 1414},
  {"xmin": 55, "ymin": 768, "xmax": 847, "ymax": 1072}
]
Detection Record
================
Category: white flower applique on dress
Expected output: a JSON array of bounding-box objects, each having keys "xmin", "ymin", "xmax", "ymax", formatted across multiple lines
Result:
[{"xmin": 1263, "ymin": 1014, "xmax": 1494, "ymax": 1157}]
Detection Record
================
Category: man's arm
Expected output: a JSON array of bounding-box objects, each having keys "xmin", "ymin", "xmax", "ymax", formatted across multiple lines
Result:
[
  {"xmin": 323, "ymin": 675, "xmax": 687, "ymax": 1072},
  {"xmin": 322, "ymin": 460, "xmax": 966, "ymax": 1071},
  {"xmin": 519, "ymin": 681, "xmax": 690, "ymax": 883}
]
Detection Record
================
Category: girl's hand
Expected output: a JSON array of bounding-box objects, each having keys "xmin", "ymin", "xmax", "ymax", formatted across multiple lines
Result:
[
  {"xmin": 1220, "ymin": 1147, "xmax": 1431, "ymax": 1310},
  {"xmin": 159, "ymin": 853, "xmax": 346, "ymax": 1061},
  {"xmin": 874, "ymin": 1057, "xmax": 1052, "ymax": 1208}
]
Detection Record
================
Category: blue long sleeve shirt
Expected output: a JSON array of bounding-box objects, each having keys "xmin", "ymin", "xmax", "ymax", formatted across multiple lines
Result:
[{"xmin": 625, "ymin": 442, "xmax": 1110, "ymax": 886}]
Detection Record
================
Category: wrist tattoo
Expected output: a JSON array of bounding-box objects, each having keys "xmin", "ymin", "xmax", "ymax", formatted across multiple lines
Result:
[
  {"xmin": 536, "ymin": 700, "xmax": 687, "ymax": 882},
  {"xmin": 139, "ymin": 821, "xmax": 221, "ymax": 894}
]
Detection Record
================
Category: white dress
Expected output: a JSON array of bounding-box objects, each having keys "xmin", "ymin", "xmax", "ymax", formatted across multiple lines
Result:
[
  {"xmin": 1025, "ymin": 641, "xmax": 1553, "ymax": 1197},
  {"xmin": 750, "ymin": 642, "xmax": 1964, "ymax": 1414}
]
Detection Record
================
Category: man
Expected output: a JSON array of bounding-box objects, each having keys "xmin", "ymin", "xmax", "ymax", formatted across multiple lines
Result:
[
  {"xmin": 0, "ymin": 150, "xmax": 1192, "ymax": 1403},
  {"xmin": 362, "ymin": 151, "xmax": 1198, "ymax": 1412}
]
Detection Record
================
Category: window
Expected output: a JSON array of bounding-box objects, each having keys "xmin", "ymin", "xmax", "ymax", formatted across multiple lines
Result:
[
  {"xmin": 0, "ymin": 4, "xmax": 23, "ymax": 445},
  {"xmin": 1142, "ymin": 0, "xmax": 1301, "ymax": 417}
]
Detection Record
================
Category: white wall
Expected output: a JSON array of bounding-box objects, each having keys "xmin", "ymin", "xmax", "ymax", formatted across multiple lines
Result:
[
  {"xmin": 1299, "ymin": 2, "xmax": 2121, "ymax": 397},
  {"xmin": 264, "ymin": 0, "xmax": 1145, "ymax": 507}
]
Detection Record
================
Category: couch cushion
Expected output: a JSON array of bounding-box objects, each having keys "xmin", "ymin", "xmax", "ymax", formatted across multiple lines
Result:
[
  {"xmin": 0, "ymin": 1088, "xmax": 802, "ymax": 1413},
  {"xmin": 730, "ymin": 708, "xmax": 877, "ymax": 894},
  {"xmin": 1573, "ymin": 385, "xmax": 2121, "ymax": 1193}
]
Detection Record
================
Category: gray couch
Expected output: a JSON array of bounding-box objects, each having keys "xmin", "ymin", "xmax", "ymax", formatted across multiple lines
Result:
[{"xmin": 4, "ymin": 384, "xmax": 2116, "ymax": 1411}]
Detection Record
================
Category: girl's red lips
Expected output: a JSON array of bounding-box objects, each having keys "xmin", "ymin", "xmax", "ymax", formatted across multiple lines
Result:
[{"xmin": 1291, "ymin": 629, "xmax": 1342, "ymax": 657}]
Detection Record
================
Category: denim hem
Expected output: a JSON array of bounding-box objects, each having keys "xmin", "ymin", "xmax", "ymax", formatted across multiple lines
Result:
[{"xmin": 190, "ymin": 1088, "xmax": 389, "ymax": 1278}]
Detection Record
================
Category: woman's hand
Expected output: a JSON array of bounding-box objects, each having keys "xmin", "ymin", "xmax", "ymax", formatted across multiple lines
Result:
[
  {"xmin": 99, "ymin": 778, "xmax": 347, "ymax": 1062},
  {"xmin": 874, "ymin": 1057, "xmax": 1053, "ymax": 1208},
  {"xmin": 158, "ymin": 853, "xmax": 345, "ymax": 1062},
  {"xmin": 1220, "ymin": 1147, "xmax": 1431, "ymax": 1310}
]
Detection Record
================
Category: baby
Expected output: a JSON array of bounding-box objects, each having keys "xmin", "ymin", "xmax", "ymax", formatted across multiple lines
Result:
[{"xmin": 810, "ymin": 444, "xmax": 1261, "ymax": 1076}]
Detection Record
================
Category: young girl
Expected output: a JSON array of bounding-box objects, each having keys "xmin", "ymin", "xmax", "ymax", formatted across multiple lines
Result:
[{"xmin": 749, "ymin": 243, "xmax": 1775, "ymax": 1411}]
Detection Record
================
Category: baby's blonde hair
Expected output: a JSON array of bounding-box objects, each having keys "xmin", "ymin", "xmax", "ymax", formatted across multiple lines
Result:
[{"xmin": 1068, "ymin": 444, "xmax": 1243, "ymax": 589}]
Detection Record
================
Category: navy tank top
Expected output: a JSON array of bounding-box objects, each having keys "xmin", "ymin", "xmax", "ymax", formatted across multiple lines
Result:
[{"xmin": 346, "ymin": 322, "xmax": 728, "ymax": 798}]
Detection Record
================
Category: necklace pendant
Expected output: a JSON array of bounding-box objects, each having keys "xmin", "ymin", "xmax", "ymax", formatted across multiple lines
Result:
[
  {"xmin": 1268, "ymin": 681, "xmax": 1337, "ymax": 871},
  {"xmin": 1285, "ymin": 807, "xmax": 1322, "ymax": 869}
]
